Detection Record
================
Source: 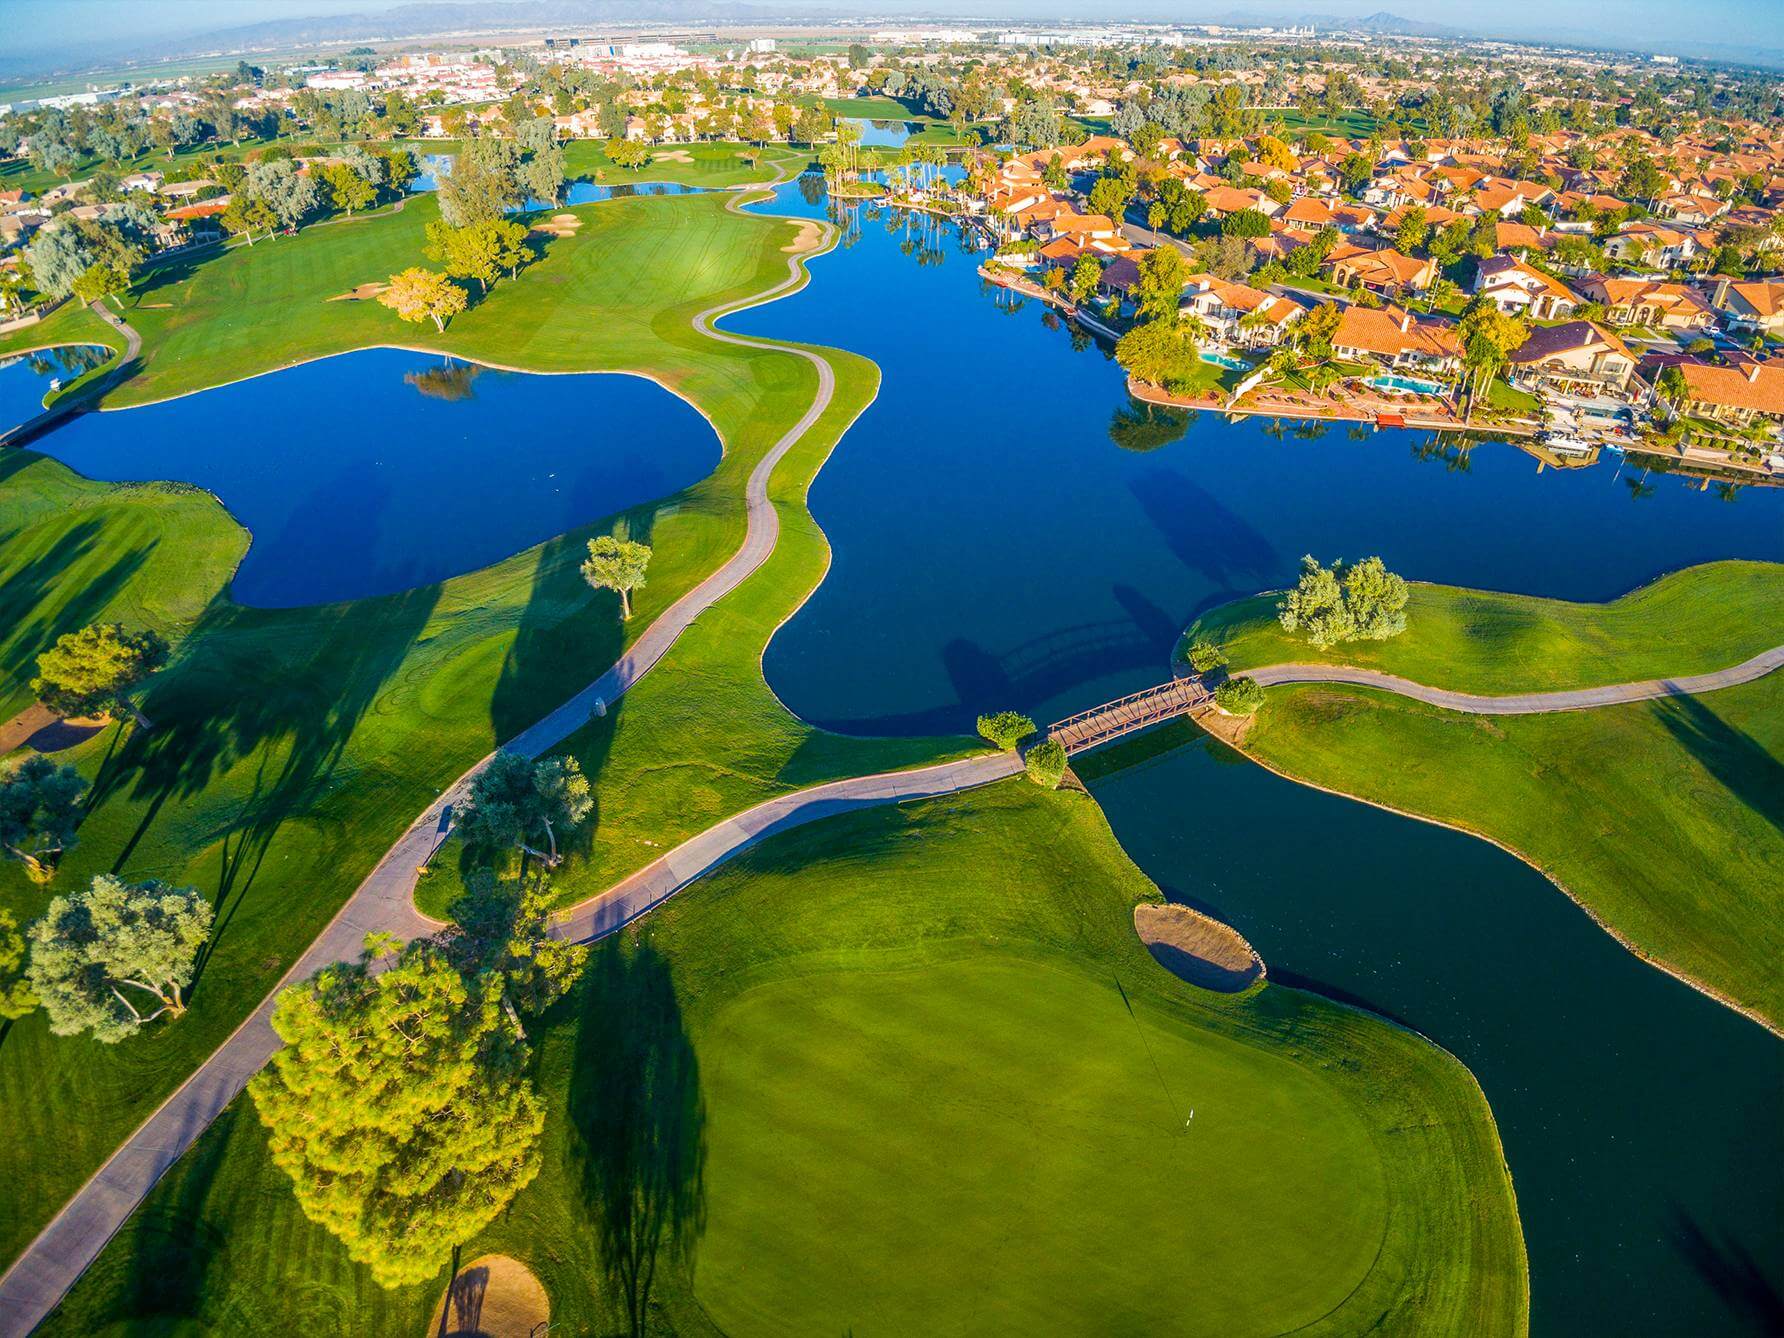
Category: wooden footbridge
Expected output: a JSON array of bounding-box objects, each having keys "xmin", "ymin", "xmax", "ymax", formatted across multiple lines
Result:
[{"xmin": 1046, "ymin": 676, "xmax": 1210, "ymax": 755}]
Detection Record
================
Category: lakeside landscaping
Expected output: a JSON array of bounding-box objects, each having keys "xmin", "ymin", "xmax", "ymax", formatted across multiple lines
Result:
[
  {"xmin": 1186, "ymin": 563, "xmax": 1784, "ymax": 1028},
  {"xmin": 0, "ymin": 181, "xmax": 956, "ymax": 1271},
  {"xmin": 45, "ymin": 780, "xmax": 1528, "ymax": 1336}
]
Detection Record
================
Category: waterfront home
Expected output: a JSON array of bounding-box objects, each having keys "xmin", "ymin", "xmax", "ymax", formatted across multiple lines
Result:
[
  {"xmin": 1035, "ymin": 210, "xmax": 1123, "ymax": 248},
  {"xmin": 1576, "ymin": 276, "xmax": 1716, "ymax": 332},
  {"xmin": 1472, "ymin": 255, "xmax": 1581, "ymax": 321},
  {"xmin": 1672, "ymin": 357, "xmax": 1784, "ymax": 428},
  {"xmin": 1332, "ymin": 305, "xmax": 1463, "ymax": 376},
  {"xmin": 1325, "ymin": 244, "xmax": 1436, "ymax": 296},
  {"xmin": 1178, "ymin": 273, "xmax": 1303, "ymax": 348},
  {"xmin": 1710, "ymin": 278, "xmax": 1784, "ymax": 335},
  {"xmin": 1508, "ymin": 321, "xmax": 1637, "ymax": 395}
]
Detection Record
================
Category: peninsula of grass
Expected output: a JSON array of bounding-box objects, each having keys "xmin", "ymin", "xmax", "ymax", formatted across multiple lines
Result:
[
  {"xmin": 48, "ymin": 781, "xmax": 1528, "ymax": 1337},
  {"xmin": 1186, "ymin": 565, "xmax": 1784, "ymax": 1027},
  {"xmin": 1187, "ymin": 560, "xmax": 1784, "ymax": 695},
  {"xmin": 0, "ymin": 184, "xmax": 957, "ymax": 1270}
]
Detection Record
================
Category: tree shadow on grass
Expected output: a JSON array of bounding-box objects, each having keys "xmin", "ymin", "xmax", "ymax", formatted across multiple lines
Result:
[
  {"xmin": 0, "ymin": 519, "xmax": 154, "ymax": 688},
  {"xmin": 120, "ymin": 1103, "xmax": 241, "ymax": 1323},
  {"xmin": 1649, "ymin": 693, "xmax": 1784, "ymax": 841},
  {"xmin": 569, "ymin": 938, "xmax": 706, "ymax": 1338}
]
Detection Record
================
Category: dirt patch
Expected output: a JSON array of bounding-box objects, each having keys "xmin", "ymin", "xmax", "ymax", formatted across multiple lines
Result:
[
  {"xmin": 653, "ymin": 148, "xmax": 693, "ymax": 163},
  {"xmin": 1189, "ymin": 702, "xmax": 1253, "ymax": 748},
  {"xmin": 329, "ymin": 282, "xmax": 389, "ymax": 302},
  {"xmin": 529, "ymin": 213, "xmax": 582, "ymax": 239},
  {"xmin": 429, "ymin": 1254, "xmax": 549, "ymax": 1338},
  {"xmin": 1134, "ymin": 903, "xmax": 1264, "ymax": 993},
  {"xmin": 782, "ymin": 219, "xmax": 824, "ymax": 253}
]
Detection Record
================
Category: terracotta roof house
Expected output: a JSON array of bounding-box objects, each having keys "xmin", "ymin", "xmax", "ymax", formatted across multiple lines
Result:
[
  {"xmin": 1603, "ymin": 221, "xmax": 1700, "ymax": 268},
  {"xmin": 1332, "ymin": 305, "xmax": 1462, "ymax": 374},
  {"xmin": 1494, "ymin": 220, "xmax": 1549, "ymax": 253},
  {"xmin": 1508, "ymin": 321, "xmax": 1637, "ymax": 394},
  {"xmin": 1653, "ymin": 192, "xmax": 1729, "ymax": 225},
  {"xmin": 1199, "ymin": 184, "xmax": 1278, "ymax": 218},
  {"xmin": 1326, "ymin": 245, "xmax": 1436, "ymax": 294},
  {"xmin": 1712, "ymin": 278, "xmax": 1784, "ymax": 334},
  {"xmin": 1179, "ymin": 273, "xmax": 1304, "ymax": 347},
  {"xmin": 1577, "ymin": 277, "xmax": 1716, "ymax": 331},
  {"xmin": 1471, "ymin": 255, "xmax": 1580, "ymax": 321},
  {"xmin": 1675, "ymin": 358, "xmax": 1784, "ymax": 425}
]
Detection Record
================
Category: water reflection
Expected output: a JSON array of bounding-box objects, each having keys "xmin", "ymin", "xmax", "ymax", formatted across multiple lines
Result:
[{"xmin": 0, "ymin": 344, "xmax": 111, "ymax": 434}]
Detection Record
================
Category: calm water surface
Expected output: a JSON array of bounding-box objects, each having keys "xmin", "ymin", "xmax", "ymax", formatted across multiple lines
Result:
[
  {"xmin": 0, "ymin": 344, "xmax": 110, "ymax": 434},
  {"xmin": 34, "ymin": 349, "xmax": 719, "ymax": 606},
  {"xmin": 732, "ymin": 176, "xmax": 1784, "ymax": 1335},
  {"xmin": 411, "ymin": 154, "xmax": 707, "ymax": 207}
]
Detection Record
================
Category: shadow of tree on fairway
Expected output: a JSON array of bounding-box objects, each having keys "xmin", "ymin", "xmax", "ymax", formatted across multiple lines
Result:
[
  {"xmin": 1649, "ymin": 694, "xmax": 1784, "ymax": 841},
  {"xmin": 120, "ymin": 1103, "xmax": 241, "ymax": 1321},
  {"xmin": 569, "ymin": 938, "xmax": 706, "ymax": 1338}
]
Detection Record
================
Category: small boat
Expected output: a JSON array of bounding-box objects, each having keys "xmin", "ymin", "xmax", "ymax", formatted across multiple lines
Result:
[{"xmin": 1539, "ymin": 430, "xmax": 1594, "ymax": 456}]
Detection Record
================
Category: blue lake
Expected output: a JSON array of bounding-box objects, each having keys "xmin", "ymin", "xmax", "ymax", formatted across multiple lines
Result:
[
  {"xmin": 843, "ymin": 116, "xmax": 917, "ymax": 147},
  {"xmin": 33, "ymin": 349, "xmax": 720, "ymax": 606},
  {"xmin": 0, "ymin": 344, "xmax": 111, "ymax": 435},
  {"xmin": 729, "ymin": 175, "xmax": 1784, "ymax": 1336},
  {"xmin": 411, "ymin": 154, "xmax": 707, "ymax": 207}
]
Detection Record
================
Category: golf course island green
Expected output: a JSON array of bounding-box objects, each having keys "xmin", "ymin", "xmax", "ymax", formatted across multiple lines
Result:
[
  {"xmin": 0, "ymin": 171, "xmax": 959, "ymax": 1272},
  {"xmin": 1184, "ymin": 561, "xmax": 1784, "ymax": 1030},
  {"xmin": 42, "ymin": 780, "xmax": 1528, "ymax": 1337}
]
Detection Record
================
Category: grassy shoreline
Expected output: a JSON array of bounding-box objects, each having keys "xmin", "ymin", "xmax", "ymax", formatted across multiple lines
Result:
[{"xmin": 1185, "ymin": 564, "xmax": 1784, "ymax": 1030}]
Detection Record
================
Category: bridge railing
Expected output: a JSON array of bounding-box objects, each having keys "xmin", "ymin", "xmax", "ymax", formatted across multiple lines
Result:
[{"xmin": 1046, "ymin": 677, "xmax": 1210, "ymax": 754}]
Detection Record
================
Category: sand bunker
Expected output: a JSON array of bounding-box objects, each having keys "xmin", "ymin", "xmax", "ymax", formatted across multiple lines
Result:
[
  {"xmin": 329, "ymin": 282, "xmax": 389, "ymax": 302},
  {"xmin": 530, "ymin": 213, "xmax": 581, "ymax": 238},
  {"xmin": 782, "ymin": 219, "xmax": 824, "ymax": 253},
  {"xmin": 429, "ymin": 1255, "xmax": 549, "ymax": 1338},
  {"xmin": 1134, "ymin": 903, "xmax": 1264, "ymax": 993},
  {"xmin": 653, "ymin": 148, "xmax": 693, "ymax": 163}
]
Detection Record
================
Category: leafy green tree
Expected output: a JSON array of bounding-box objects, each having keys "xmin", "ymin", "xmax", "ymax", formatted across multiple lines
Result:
[
  {"xmin": 442, "ymin": 871, "xmax": 587, "ymax": 1017},
  {"xmin": 1278, "ymin": 554, "xmax": 1409, "ymax": 647},
  {"xmin": 221, "ymin": 192, "xmax": 278, "ymax": 245},
  {"xmin": 605, "ymin": 138, "xmax": 652, "ymax": 171},
  {"xmin": 1277, "ymin": 554, "xmax": 1353, "ymax": 648},
  {"xmin": 488, "ymin": 218, "xmax": 532, "ymax": 278},
  {"xmin": 1067, "ymin": 252, "xmax": 1101, "ymax": 304},
  {"xmin": 245, "ymin": 157, "xmax": 320, "ymax": 230},
  {"xmin": 378, "ymin": 267, "xmax": 467, "ymax": 332},
  {"xmin": 459, "ymin": 752, "xmax": 593, "ymax": 868},
  {"xmin": 0, "ymin": 910, "xmax": 35, "ymax": 1021},
  {"xmin": 1213, "ymin": 676, "xmax": 1264, "ymax": 715},
  {"xmin": 31, "ymin": 623, "xmax": 167, "ymax": 721},
  {"xmin": 1656, "ymin": 364, "xmax": 1689, "ymax": 404},
  {"xmin": 1023, "ymin": 738, "xmax": 1068, "ymax": 789},
  {"xmin": 1087, "ymin": 176, "xmax": 1133, "ymax": 221},
  {"xmin": 1220, "ymin": 208, "xmax": 1271, "ymax": 239},
  {"xmin": 1342, "ymin": 556, "xmax": 1411, "ymax": 641},
  {"xmin": 1395, "ymin": 204, "xmax": 1429, "ymax": 255},
  {"xmin": 1114, "ymin": 318, "xmax": 1203, "ymax": 393},
  {"xmin": 27, "ymin": 875, "xmax": 213, "ymax": 1043},
  {"xmin": 976, "ymin": 711, "xmax": 1036, "ymax": 751},
  {"xmin": 321, "ymin": 160, "xmax": 376, "ymax": 214},
  {"xmin": 1186, "ymin": 639, "xmax": 1227, "ymax": 673},
  {"xmin": 426, "ymin": 219, "xmax": 502, "ymax": 295},
  {"xmin": 250, "ymin": 936, "xmax": 544, "ymax": 1288},
  {"xmin": 0, "ymin": 756, "xmax": 86, "ymax": 884},
  {"xmin": 1131, "ymin": 244, "xmax": 1189, "ymax": 323},
  {"xmin": 521, "ymin": 144, "xmax": 567, "ymax": 205},
  {"xmin": 583, "ymin": 534, "xmax": 652, "ymax": 619},
  {"xmin": 438, "ymin": 137, "xmax": 522, "ymax": 225}
]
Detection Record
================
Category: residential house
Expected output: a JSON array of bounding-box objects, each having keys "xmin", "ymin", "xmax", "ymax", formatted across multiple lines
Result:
[
  {"xmin": 1199, "ymin": 184, "xmax": 1279, "ymax": 219},
  {"xmin": 1673, "ymin": 357, "xmax": 1784, "ymax": 428},
  {"xmin": 1602, "ymin": 221, "xmax": 1699, "ymax": 268},
  {"xmin": 1471, "ymin": 254, "xmax": 1580, "ymax": 320},
  {"xmin": 1178, "ymin": 273, "xmax": 1303, "ymax": 348},
  {"xmin": 1508, "ymin": 320, "xmax": 1637, "ymax": 394},
  {"xmin": 1326, "ymin": 244, "xmax": 1436, "ymax": 295},
  {"xmin": 1653, "ymin": 192, "xmax": 1728, "ymax": 225},
  {"xmin": 1711, "ymin": 277, "xmax": 1784, "ymax": 335},
  {"xmin": 1577, "ymin": 276, "xmax": 1716, "ymax": 332},
  {"xmin": 1332, "ymin": 305, "xmax": 1462, "ymax": 376}
]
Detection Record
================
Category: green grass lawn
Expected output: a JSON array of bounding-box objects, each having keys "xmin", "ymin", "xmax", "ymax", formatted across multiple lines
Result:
[
  {"xmin": 0, "ymin": 302, "xmax": 126, "ymax": 410},
  {"xmin": 1189, "ymin": 560, "xmax": 1784, "ymax": 694},
  {"xmin": 0, "ymin": 186, "xmax": 958, "ymax": 1271},
  {"xmin": 47, "ymin": 781, "xmax": 1527, "ymax": 1337}
]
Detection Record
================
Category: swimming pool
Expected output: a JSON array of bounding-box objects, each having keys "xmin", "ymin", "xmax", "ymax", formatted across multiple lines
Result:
[
  {"xmin": 1200, "ymin": 351, "xmax": 1252, "ymax": 372},
  {"xmin": 1368, "ymin": 373, "xmax": 1448, "ymax": 396}
]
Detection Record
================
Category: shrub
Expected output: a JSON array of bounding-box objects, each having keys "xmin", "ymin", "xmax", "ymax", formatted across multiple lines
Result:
[
  {"xmin": 976, "ymin": 710, "xmax": 1037, "ymax": 751},
  {"xmin": 1213, "ymin": 676, "xmax": 1265, "ymax": 716},
  {"xmin": 1278, "ymin": 554, "xmax": 1409, "ymax": 648},
  {"xmin": 1186, "ymin": 638, "xmax": 1227, "ymax": 673},
  {"xmin": 1023, "ymin": 738, "xmax": 1068, "ymax": 789}
]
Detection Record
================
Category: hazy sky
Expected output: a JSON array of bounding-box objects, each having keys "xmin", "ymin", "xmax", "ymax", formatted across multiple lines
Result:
[{"xmin": 8, "ymin": 0, "xmax": 1782, "ymax": 62}]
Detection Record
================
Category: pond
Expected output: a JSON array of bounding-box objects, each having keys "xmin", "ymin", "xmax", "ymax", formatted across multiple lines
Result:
[
  {"xmin": 727, "ymin": 174, "xmax": 1784, "ymax": 1335},
  {"xmin": 31, "ymin": 349, "xmax": 720, "ymax": 607},
  {"xmin": 410, "ymin": 153, "xmax": 708, "ymax": 208},
  {"xmin": 0, "ymin": 344, "xmax": 112, "ymax": 435},
  {"xmin": 843, "ymin": 116, "xmax": 918, "ymax": 147}
]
